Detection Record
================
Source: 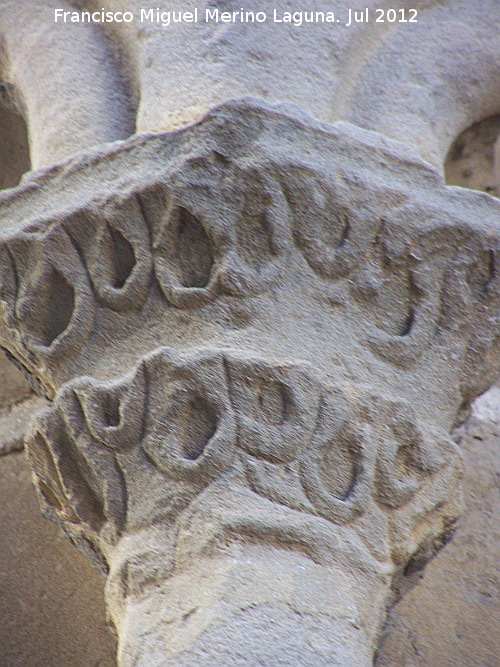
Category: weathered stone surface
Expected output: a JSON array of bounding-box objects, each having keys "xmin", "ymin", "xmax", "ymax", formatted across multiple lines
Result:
[
  {"xmin": 1, "ymin": 98, "xmax": 499, "ymax": 664},
  {"xmin": 1, "ymin": 99, "xmax": 499, "ymax": 410},
  {"xmin": 3, "ymin": 399, "xmax": 500, "ymax": 667}
]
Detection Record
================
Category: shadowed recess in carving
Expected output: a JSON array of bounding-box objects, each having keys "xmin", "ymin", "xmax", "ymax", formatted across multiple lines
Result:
[
  {"xmin": 32, "ymin": 432, "xmax": 67, "ymax": 515},
  {"xmin": 400, "ymin": 308, "xmax": 415, "ymax": 337},
  {"xmin": 236, "ymin": 188, "xmax": 275, "ymax": 272},
  {"xmin": 108, "ymin": 225, "xmax": 136, "ymax": 289},
  {"xmin": 319, "ymin": 438, "xmax": 358, "ymax": 501},
  {"xmin": 174, "ymin": 208, "xmax": 213, "ymax": 288},
  {"xmin": 103, "ymin": 392, "xmax": 120, "ymax": 428},
  {"xmin": 258, "ymin": 379, "xmax": 288, "ymax": 425},
  {"xmin": 182, "ymin": 397, "xmax": 217, "ymax": 460},
  {"xmin": 337, "ymin": 215, "xmax": 349, "ymax": 248},
  {"xmin": 46, "ymin": 269, "xmax": 75, "ymax": 345},
  {"xmin": 368, "ymin": 239, "xmax": 416, "ymax": 337},
  {"xmin": 0, "ymin": 86, "xmax": 31, "ymax": 190},
  {"xmin": 28, "ymin": 268, "xmax": 75, "ymax": 347},
  {"xmin": 467, "ymin": 249, "xmax": 495, "ymax": 295}
]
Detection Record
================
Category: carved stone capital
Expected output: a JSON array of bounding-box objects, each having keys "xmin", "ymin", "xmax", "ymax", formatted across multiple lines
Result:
[{"xmin": 2, "ymin": 99, "xmax": 500, "ymax": 665}]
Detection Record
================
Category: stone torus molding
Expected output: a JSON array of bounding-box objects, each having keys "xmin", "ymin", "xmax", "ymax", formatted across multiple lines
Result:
[{"xmin": 2, "ymin": 99, "xmax": 500, "ymax": 666}]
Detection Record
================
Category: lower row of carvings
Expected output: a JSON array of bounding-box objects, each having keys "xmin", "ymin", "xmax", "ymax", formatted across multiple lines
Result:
[
  {"xmin": 26, "ymin": 347, "xmax": 464, "ymax": 567},
  {"xmin": 1, "ymin": 163, "xmax": 500, "ymax": 388}
]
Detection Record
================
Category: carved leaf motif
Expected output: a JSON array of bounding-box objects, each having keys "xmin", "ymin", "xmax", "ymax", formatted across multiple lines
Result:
[
  {"xmin": 7, "ymin": 227, "xmax": 95, "ymax": 362},
  {"xmin": 66, "ymin": 197, "xmax": 153, "ymax": 311},
  {"xmin": 218, "ymin": 171, "xmax": 289, "ymax": 297},
  {"xmin": 299, "ymin": 388, "xmax": 373, "ymax": 524},
  {"xmin": 145, "ymin": 158, "xmax": 288, "ymax": 307},
  {"xmin": 27, "ymin": 407, "xmax": 108, "ymax": 533},
  {"xmin": 365, "ymin": 249, "xmax": 441, "ymax": 369},
  {"xmin": 5, "ymin": 100, "xmax": 500, "ymax": 586},
  {"xmin": 22, "ymin": 343, "xmax": 466, "ymax": 570},
  {"xmin": 361, "ymin": 234, "xmax": 415, "ymax": 337},
  {"xmin": 68, "ymin": 367, "xmax": 146, "ymax": 453},
  {"xmin": 152, "ymin": 196, "xmax": 221, "ymax": 308},
  {"xmin": 281, "ymin": 166, "xmax": 379, "ymax": 280},
  {"xmin": 373, "ymin": 401, "xmax": 440, "ymax": 509},
  {"xmin": 141, "ymin": 349, "xmax": 237, "ymax": 483},
  {"xmin": 26, "ymin": 376, "xmax": 141, "ymax": 539},
  {"xmin": 226, "ymin": 357, "xmax": 320, "ymax": 464}
]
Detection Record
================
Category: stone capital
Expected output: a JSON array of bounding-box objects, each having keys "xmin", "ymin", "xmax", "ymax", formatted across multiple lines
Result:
[{"xmin": 2, "ymin": 99, "xmax": 500, "ymax": 665}]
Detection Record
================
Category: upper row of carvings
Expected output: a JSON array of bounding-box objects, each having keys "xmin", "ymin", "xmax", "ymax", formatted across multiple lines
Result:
[{"xmin": 0, "ymin": 105, "xmax": 499, "ymax": 387}]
